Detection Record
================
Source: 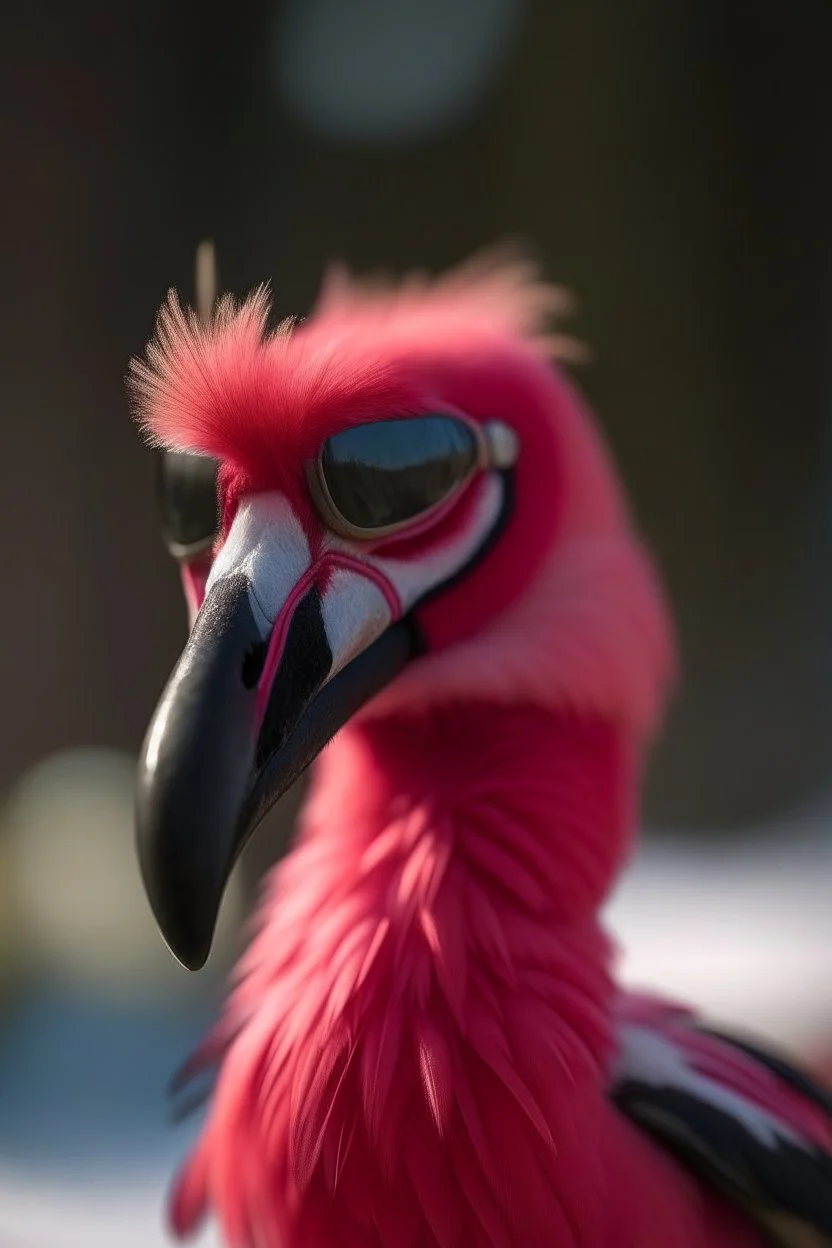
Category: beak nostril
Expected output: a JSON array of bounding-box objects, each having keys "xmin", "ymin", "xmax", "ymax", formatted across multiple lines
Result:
[{"xmin": 242, "ymin": 642, "xmax": 268, "ymax": 690}]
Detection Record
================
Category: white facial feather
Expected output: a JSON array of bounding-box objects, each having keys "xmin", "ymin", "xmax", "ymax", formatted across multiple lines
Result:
[
  {"xmin": 320, "ymin": 569, "xmax": 392, "ymax": 675},
  {"xmin": 207, "ymin": 494, "xmax": 311, "ymax": 635},
  {"xmin": 202, "ymin": 476, "xmax": 504, "ymax": 688}
]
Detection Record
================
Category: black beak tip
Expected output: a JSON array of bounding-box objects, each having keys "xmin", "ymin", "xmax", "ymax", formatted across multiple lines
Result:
[
  {"xmin": 164, "ymin": 929, "xmax": 211, "ymax": 974},
  {"xmin": 136, "ymin": 821, "xmax": 219, "ymax": 973},
  {"xmin": 135, "ymin": 749, "xmax": 228, "ymax": 974}
]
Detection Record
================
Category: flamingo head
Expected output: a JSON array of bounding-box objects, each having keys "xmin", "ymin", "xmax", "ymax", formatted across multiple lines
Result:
[{"xmin": 130, "ymin": 253, "xmax": 675, "ymax": 971}]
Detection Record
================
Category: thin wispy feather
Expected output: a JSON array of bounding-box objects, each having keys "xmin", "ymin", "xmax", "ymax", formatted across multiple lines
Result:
[{"xmin": 128, "ymin": 248, "xmax": 585, "ymax": 472}]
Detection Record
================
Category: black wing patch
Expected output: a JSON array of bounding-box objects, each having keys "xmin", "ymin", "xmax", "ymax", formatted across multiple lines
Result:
[{"xmin": 612, "ymin": 1028, "xmax": 832, "ymax": 1248}]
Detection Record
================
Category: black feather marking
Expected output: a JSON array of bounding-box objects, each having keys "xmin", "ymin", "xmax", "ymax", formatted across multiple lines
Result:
[{"xmin": 613, "ymin": 1079, "xmax": 832, "ymax": 1244}]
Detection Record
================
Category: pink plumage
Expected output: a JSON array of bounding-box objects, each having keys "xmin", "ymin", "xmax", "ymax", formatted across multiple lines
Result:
[{"xmin": 131, "ymin": 252, "xmax": 831, "ymax": 1248}]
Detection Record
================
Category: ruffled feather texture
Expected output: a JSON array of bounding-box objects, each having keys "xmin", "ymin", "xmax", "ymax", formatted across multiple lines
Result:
[{"xmin": 169, "ymin": 709, "xmax": 625, "ymax": 1248}]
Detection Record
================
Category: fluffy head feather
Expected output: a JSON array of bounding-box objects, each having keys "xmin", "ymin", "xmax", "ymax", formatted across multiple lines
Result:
[{"xmin": 129, "ymin": 250, "xmax": 579, "ymax": 471}]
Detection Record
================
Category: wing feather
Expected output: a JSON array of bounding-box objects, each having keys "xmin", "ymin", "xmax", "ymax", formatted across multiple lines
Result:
[{"xmin": 612, "ymin": 994, "xmax": 832, "ymax": 1248}]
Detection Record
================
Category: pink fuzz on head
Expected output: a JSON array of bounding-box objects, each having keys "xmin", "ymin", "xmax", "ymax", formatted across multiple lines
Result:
[{"xmin": 129, "ymin": 251, "xmax": 574, "ymax": 478}]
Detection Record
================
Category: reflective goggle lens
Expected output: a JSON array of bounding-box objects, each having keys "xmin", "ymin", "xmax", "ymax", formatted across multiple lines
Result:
[
  {"xmin": 157, "ymin": 450, "xmax": 220, "ymax": 559},
  {"xmin": 317, "ymin": 415, "xmax": 481, "ymax": 535}
]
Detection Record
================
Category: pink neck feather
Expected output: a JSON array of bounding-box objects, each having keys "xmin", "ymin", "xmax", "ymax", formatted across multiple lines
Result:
[{"xmin": 173, "ymin": 701, "xmax": 639, "ymax": 1248}]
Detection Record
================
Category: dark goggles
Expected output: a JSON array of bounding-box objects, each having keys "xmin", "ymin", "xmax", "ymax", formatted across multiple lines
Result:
[
  {"xmin": 156, "ymin": 414, "xmax": 519, "ymax": 557},
  {"xmin": 306, "ymin": 413, "xmax": 519, "ymax": 540},
  {"xmin": 157, "ymin": 450, "xmax": 220, "ymax": 561}
]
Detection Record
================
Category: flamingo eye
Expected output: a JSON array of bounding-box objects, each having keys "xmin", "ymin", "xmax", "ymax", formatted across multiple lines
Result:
[
  {"xmin": 157, "ymin": 450, "xmax": 220, "ymax": 560},
  {"xmin": 309, "ymin": 413, "xmax": 520, "ymax": 540}
]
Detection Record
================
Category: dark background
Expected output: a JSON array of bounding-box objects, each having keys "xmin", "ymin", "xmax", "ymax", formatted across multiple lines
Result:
[{"xmin": 5, "ymin": 0, "xmax": 832, "ymax": 832}]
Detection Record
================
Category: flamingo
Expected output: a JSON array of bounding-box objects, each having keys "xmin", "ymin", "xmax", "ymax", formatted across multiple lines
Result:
[{"xmin": 130, "ymin": 252, "xmax": 832, "ymax": 1248}]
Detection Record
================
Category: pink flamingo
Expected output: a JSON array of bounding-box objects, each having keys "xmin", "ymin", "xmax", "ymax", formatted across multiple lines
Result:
[{"xmin": 131, "ymin": 254, "xmax": 832, "ymax": 1248}]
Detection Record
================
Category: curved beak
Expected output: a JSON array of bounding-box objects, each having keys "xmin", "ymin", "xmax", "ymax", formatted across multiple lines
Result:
[{"xmin": 136, "ymin": 496, "xmax": 419, "ymax": 970}]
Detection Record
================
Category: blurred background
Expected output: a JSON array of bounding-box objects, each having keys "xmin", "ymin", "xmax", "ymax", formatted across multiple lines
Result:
[{"xmin": 1, "ymin": 0, "xmax": 831, "ymax": 1242}]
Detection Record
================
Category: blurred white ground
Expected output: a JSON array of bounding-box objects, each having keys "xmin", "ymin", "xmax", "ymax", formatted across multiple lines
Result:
[{"xmin": 0, "ymin": 777, "xmax": 830, "ymax": 1247}]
